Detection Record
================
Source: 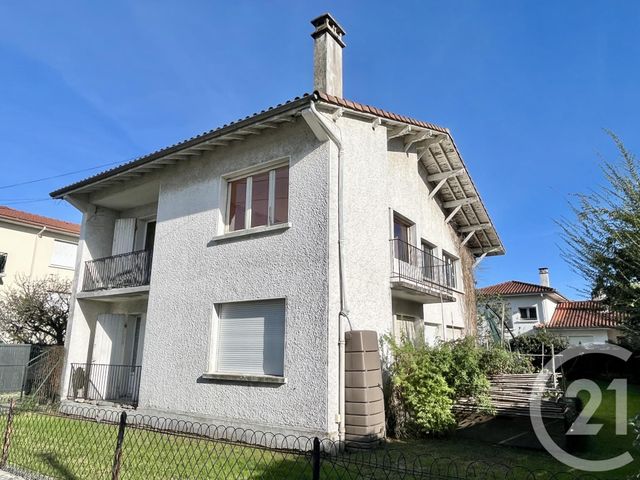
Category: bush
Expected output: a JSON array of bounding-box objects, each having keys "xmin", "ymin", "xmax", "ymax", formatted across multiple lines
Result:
[
  {"xmin": 480, "ymin": 346, "xmax": 534, "ymax": 375},
  {"xmin": 385, "ymin": 336, "xmax": 533, "ymax": 436},
  {"xmin": 510, "ymin": 329, "xmax": 569, "ymax": 356}
]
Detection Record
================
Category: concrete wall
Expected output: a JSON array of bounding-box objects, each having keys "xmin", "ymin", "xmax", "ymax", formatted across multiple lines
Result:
[
  {"xmin": 552, "ymin": 328, "xmax": 612, "ymax": 345},
  {"xmin": 0, "ymin": 220, "xmax": 78, "ymax": 289}
]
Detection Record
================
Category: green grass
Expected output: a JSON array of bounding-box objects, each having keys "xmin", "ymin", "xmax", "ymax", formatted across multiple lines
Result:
[{"xmin": 0, "ymin": 383, "xmax": 638, "ymax": 480}]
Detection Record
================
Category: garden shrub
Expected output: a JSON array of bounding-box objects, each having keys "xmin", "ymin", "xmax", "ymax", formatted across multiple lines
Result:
[
  {"xmin": 385, "ymin": 335, "xmax": 534, "ymax": 437},
  {"xmin": 510, "ymin": 329, "xmax": 569, "ymax": 356}
]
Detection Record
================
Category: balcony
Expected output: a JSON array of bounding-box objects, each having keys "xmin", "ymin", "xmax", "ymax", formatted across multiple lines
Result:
[
  {"xmin": 390, "ymin": 239, "xmax": 457, "ymax": 303},
  {"xmin": 82, "ymin": 250, "xmax": 152, "ymax": 292},
  {"xmin": 67, "ymin": 363, "xmax": 141, "ymax": 407}
]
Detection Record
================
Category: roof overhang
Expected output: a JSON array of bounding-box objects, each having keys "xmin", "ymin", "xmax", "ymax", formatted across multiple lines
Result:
[{"xmin": 50, "ymin": 91, "xmax": 504, "ymax": 256}]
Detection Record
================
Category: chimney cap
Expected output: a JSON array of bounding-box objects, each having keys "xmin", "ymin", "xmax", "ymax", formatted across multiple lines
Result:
[
  {"xmin": 539, "ymin": 267, "xmax": 549, "ymax": 273},
  {"xmin": 311, "ymin": 13, "xmax": 346, "ymax": 47}
]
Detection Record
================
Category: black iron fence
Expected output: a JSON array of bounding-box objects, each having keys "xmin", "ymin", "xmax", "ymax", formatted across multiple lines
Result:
[
  {"xmin": 0, "ymin": 402, "xmax": 602, "ymax": 480},
  {"xmin": 391, "ymin": 238, "xmax": 456, "ymax": 290},
  {"xmin": 67, "ymin": 363, "xmax": 141, "ymax": 407},
  {"xmin": 82, "ymin": 249, "xmax": 152, "ymax": 292}
]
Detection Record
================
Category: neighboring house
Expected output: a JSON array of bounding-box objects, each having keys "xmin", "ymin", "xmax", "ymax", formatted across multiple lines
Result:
[
  {"xmin": 0, "ymin": 206, "xmax": 80, "ymax": 288},
  {"xmin": 478, "ymin": 268, "xmax": 622, "ymax": 345},
  {"xmin": 478, "ymin": 268, "xmax": 568, "ymax": 336},
  {"xmin": 52, "ymin": 14, "xmax": 504, "ymax": 439},
  {"xmin": 545, "ymin": 300, "xmax": 623, "ymax": 346}
]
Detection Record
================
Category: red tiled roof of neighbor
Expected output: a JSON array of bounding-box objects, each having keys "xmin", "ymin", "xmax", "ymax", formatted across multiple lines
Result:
[
  {"xmin": 477, "ymin": 280, "xmax": 558, "ymax": 296},
  {"xmin": 547, "ymin": 301, "xmax": 623, "ymax": 329},
  {"xmin": 0, "ymin": 206, "xmax": 80, "ymax": 236}
]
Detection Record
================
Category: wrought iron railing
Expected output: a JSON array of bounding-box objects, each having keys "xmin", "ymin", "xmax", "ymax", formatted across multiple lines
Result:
[
  {"xmin": 67, "ymin": 363, "xmax": 141, "ymax": 407},
  {"xmin": 390, "ymin": 238, "xmax": 457, "ymax": 291},
  {"xmin": 82, "ymin": 249, "xmax": 152, "ymax": 292}
]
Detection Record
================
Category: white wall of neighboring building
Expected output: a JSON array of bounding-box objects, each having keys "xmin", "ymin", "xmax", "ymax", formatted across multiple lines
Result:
[
  {"xmin": 553, "ymin": 328, "xmax": 611, "ymax": 346},
  {"xmin": 0, "ymin": 220, "xmax": 78, "ymax": 289},
  {"xmin": 505, "ymin": 294, "xmax": 558, "ymax": 335}
]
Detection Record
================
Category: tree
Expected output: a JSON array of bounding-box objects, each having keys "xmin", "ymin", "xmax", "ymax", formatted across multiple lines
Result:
[
  {"xmin": 559, "ymin": 133, "xmax": 640, "ymax": 349},
  {"xmin": 476, "ymin": 291, "xmax": 514, "ymax": 345},
  {"xmin": 0, "ymin": 275, "xmax": 71, "ymax": 345}
]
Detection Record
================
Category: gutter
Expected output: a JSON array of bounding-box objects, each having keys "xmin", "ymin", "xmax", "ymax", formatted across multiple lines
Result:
[{"xmin": 302, "ymin": 101, "xmax": 349, "ymax": 444}]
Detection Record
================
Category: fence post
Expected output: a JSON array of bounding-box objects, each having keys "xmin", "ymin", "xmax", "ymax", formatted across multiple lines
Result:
[
  {"xmin": 311, "ymin": 437, "xmax": 321, "ymax": 480},
  {"xmin": 111, "ymin": 411, "xmax": 127, "ymax": 480},
  {"xmin": 551, "ymin": 344, "xmax": 557, "ymax": 389},
  {"xmin": 1, "ymin": 399, "xmax": 16, "ymax": 468}
]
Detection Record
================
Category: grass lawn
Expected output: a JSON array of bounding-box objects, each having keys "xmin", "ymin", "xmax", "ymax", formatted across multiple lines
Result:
[
  {"xmin": 392, "ymin": 380, "xmax": 640, "ymax": 480},
  {"xmin": 0, "ymin": 383, "xmax": 637, "ymax": 480}
]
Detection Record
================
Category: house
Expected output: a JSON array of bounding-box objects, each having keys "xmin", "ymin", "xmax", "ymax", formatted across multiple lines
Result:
[
  {"xmin": 478, "ymin": 268, "xmax": 622, "ymax": 345},
  {"xmin": 0, "ymin": 206, "xmax": 80, "ymax": 289},
  {"xmin": 52, "ymin": 14, "xmax": 504, "ymax": 440}
]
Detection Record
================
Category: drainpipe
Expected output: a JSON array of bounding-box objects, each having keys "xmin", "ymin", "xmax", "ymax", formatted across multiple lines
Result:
[
  {"xmin": 29, "ymin": 226, "xmax": 47, "ymax": 278},
  {"xmin": 303, "ymin": 102, "xmax": 349, "ymax": 443}
]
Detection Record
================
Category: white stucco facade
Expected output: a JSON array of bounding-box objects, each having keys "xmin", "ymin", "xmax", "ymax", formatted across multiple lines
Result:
[
  {"xmin": 506, "ymin": 294, "xmax": 560, "ymax": 335},
  {"xmin": 59, "ymin": 100, "xmax": 494, "ymax": 438}
]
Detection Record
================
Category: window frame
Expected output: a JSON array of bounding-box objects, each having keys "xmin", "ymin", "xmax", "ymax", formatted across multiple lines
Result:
[
  {"xmin": 442, "ymin": 250, "xmax": 458, "ymax": 289},
  {"xmin": 518, "ymin": 306, "xmax": 538, "ymax": 321},
  {"xmin": 207, "ymin": 297, "xmax": 288, "ymax": 382},
  {"xmin": 223, "ymin": 160, "xmax": 290, "ymax": 234},
  {"xmin": 49, "ymin": 239, "xmax": 77, "ymax": 270}
]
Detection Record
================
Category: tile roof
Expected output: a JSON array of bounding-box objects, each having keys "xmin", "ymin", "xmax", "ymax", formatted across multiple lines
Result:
[
  {"xmin": 547, "ymin": 301, "xmax": 623, "ymax": 329},
  {"xmin": 315, "ymin": 92, "xmax": 448, "ymax": 133},
  {"xmin": 0, "ymin": 206, "xmax": 80, "ymax": 236},
  {"xmin": 477, "ymin": 280, "xmax": 558, "ymax": 296},
  {"xmin": 50, "ymin": 92, "xmax": 451, "ymax": 198}
]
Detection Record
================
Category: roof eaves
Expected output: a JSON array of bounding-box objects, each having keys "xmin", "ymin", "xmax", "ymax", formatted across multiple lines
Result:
[{"xmin": 50, "ymin": 94, "xmax": 314, "ymax": 198}]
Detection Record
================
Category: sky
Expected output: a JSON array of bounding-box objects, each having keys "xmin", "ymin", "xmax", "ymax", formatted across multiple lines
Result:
[{"xmin": 1, "ymin": 1, "xmax": 639, "ymax": 299}]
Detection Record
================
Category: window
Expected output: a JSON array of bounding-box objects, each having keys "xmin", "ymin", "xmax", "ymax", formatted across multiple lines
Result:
[
  {"xmin": 519, "ymin": 307, "xmax": 538, "ymax": 320},
  {"xmin": 395, "ymin": 314, "xmax": 420, "ymax": 343},
  {"xmin": 226, "ymin": 165, "xmax": 289, "ymax": 232},
  {"xmin": 443, "ymin": 252, "xmax": 458, "ymax": 289},
  {"xmin": 421, "ymin": 241, "xmax": 436, "ymax": 280},
  {"xmin": 0, "ymin": 252, "xmax": 6, "ymax": 276},
  {"xmin": 393, "ymin": 214, "xmax": 412, "ymax": 262},
  {"xmin": 144, "ymin": 221, "xmax": 156, "ymax": 251},
  {"xmin": 214, "ymin": 299, "xmax": 285, "ymax": 377},
  {"xmin": 50, "ymin": 240, "xmax": 77, "ymax": 269}
]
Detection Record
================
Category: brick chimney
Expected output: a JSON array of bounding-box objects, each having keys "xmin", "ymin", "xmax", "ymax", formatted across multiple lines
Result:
[
  {"xmin": 539, "ymin": 267, "xmax": 550, "ymax": 287},
  {"xmin": 311, "ymin": 13, "xmax": 346, "ymax": 97}
]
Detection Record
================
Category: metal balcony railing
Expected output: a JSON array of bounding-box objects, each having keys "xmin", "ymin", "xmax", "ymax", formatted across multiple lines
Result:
[
  {"xmin": 82, "ymin": 249, "xmax": 152, "ymax": 292},
  {"xmin": 390, "ymin": 238, "xmax": 457, "ymax": 291},
  {"xmin": 67, "ymin": 363, "xmax": 141, "ymax": 407}
]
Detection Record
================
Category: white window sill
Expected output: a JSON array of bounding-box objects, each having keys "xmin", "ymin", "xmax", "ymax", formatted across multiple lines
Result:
[
  {"xmin": 212, "ymin": 222, "xmax": 291, "ymax": 242},
  {"xmin": 202, "ymin": 372, "xmax": 287, "ymax": 384},
  {"xmin": 50, "ymin": 264, "xmax": 75, "ymax": 271}
]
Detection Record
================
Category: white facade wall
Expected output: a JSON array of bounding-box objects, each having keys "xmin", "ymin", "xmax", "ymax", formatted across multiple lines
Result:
[
  {"xmin": 63, "ymin": 111, "xmax": 478, "ymax": 437},
  {"xmin": 507, "ymin": 294, "xmax": 558, "ymax": 335},
  {"xmin": 336, "ymin": 116, "xmax": 470, "ymax": 344}
]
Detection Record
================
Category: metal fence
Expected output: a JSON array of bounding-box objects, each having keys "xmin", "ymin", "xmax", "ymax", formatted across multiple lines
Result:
[
  {"xmin": 0, "ymin": 345, "xmax": 31, "ymax": 395},
  {"xmin": 0, "ymin": 402, "xmax": 602, "ymax": 480},
  {"xmin": 82, "ymin": 249, "xmax": 153, "ymax": 292},
  {"xmin": 67, "ymin": 363, "xmax": 142, "ymax": 407}
]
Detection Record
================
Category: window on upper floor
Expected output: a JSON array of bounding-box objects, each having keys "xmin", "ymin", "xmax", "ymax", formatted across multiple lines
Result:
[
  {"xmin": 226, "ymin": 164, "xmax": 289, "ymax": 233},
  {"xmin": 443, "ymin": 251, "xmax": 458, "ymax": 289},
  {"xmin": 393, "ymin": 214, "xmax": 414, "ymax": 262},
  {"xmin": 421, "ymin": 240, "xmax": 436, "ymax": 280},
  {"xmin": 50, "ymin": 240, "xmax": 77, "ymax": 270},
  {"xmin": 519, "ymin": 307, "xmax": 538, "ymax": 320},
  {"xmin": 212, "ymin": 299, "xmax": 286, "ymax": 377},
  {"xmin": 0, "ymin": 252, "xmax": 6, "ymax": 276}
]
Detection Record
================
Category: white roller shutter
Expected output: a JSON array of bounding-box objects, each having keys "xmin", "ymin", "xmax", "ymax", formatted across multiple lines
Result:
[
  {"xmin": 50, "ymin": 240, "xmax": 77, "ymax": 269},
  {"xmin": 217, "ymin": 299, "xmax": 285, "ymax": 376},
  {"xmin": 112, "ymin": 218, "xmax": 136, "ymax": 255}
]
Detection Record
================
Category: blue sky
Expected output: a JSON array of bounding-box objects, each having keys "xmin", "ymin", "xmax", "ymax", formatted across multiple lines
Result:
[{"xmin": 1, "ymin": 1, "xmax": 638, "ymax": 298}]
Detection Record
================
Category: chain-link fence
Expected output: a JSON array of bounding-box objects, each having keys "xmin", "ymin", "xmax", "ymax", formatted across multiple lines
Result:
[{"xmin": 0, "ymin": 401, "xmax": 602, "ymax": 480}]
